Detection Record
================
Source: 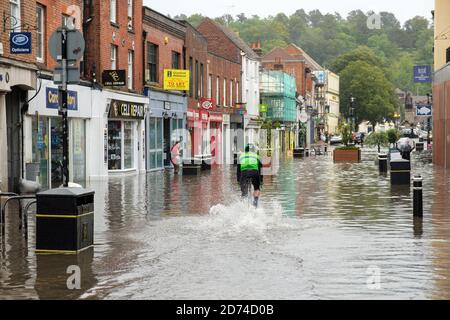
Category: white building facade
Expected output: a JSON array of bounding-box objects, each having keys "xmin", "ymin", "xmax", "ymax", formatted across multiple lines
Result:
[{"xmin": 241, "ymin": 53, "xmax": 261, "ymax": 146}]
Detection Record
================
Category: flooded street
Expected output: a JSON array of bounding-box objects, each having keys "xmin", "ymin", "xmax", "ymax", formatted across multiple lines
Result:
[{"xmin": 1, "ymin": 149, "xmax": 450, "ymax": 300}]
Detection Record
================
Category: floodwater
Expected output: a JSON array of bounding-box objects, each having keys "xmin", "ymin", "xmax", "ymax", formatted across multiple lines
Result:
[{"xmin": 1, "ymin": 148, "xmax": 450, "ymax": 300}]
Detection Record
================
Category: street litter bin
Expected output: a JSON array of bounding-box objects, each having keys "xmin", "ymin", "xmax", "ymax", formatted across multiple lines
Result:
[
  {"xmin": 390, "ymin": 159, "xmax": 411, "ymax": 185},
  {"xmin": 36, "ymin": 188, "xmax": 94, "ymax": 254},
  {"xmin": 378, "ymin": 153, "xmax": 388, "ymax": 173}
]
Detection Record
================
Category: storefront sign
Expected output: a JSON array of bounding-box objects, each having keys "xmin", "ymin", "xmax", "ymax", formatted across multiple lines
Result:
[
  {"xmin": 260, "ymin": 104, "xmax": 268, "ymax": 113},
  {"xmin": 187, "ymin": 109, "xmax": 200, "ymax": 121},
  {"xmin": 414, "ymin": 66, "xmax": 432, "ymax": 83},
  {"xmin": 10, "ymin": 32, "xmax": 32, "ymax": 54},
  {"xmin": 109, "ymin": 100, "xmax": 145, "ymax": 119},
  {"xmin": 46, "ymin": 87, "xmax": 78, "ymax": 110},
  {"xmin": 200, "ymin": 98, "xmax": 214, "ymax": 111},
  {"xmin": 164, "ymin": 69, "xmax": 190, "ymax": 91},
  {"xmin": 102, "ymin": 70, "xmax": 126, "ymax": 86},
  {"xmin": 200, "ymin": 110, "xmax": 210, "ymax": 122},
  {"xmin": 209, "ymin": 113, "xmax": 223, "ymax": 122},
  {"xmin": 416, "ymin": 104, "xmax": 432, "ymax": 117}
]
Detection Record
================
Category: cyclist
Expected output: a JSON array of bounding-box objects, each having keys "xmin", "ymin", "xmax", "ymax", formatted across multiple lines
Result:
[{"xmin": 237, "ymin": 144, "xmax": 263, "ymax": 208}]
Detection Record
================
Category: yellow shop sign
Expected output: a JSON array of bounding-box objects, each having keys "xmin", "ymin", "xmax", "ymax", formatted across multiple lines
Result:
[{"xmin": 164, "ymin": 69, "xmax": 190, "ymax": 91}]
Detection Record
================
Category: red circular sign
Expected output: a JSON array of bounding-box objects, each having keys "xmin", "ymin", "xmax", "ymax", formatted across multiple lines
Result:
[{"xmin": 200, "ymin": 99, "xmax": 214, "ymax": 110}]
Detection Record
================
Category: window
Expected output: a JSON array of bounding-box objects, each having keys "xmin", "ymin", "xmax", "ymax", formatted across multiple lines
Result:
[
  {"xmin": 189, "ymin": 57, "xmax": 193, "ymax": 97},
  {"xmin": 110, "ymin": 0, "xmax": 117, "ymax": 23},
  {"xmin": 127, "ymin": 0, "xmax": 133, "ymax": 30},
  {"xmin": 172, "ymin": 51, "xmax": 180, "ymax": 69},
  {"xmin": 200, "ymin": 63, "xmax": 204, "ymax": 97},
  {"xmin": 230, "ymin": 80, "xmax": 233, "ymax": 107},
  {"xmin": 10, "ymin": 0, "xmax": 20, "ymax": 32},
  {"xmin": 111, "ymin": 45, "xmax": 117, "ymax": 70},
  {"xmin": 216, "ymin": 76, "xmax": 220, "ymax": 106},
  {"xmin": 128, "ymin": 50, "xmax": 134, "ymax": 90},
  {"xmin": 236, "ymin": 82, "xmax": 239, "ymax": 104},
  {"xmin": 36, "ymin": 5, "xmax": 44, "ymax": 61},
  {"xmin": 148, "ymin": 43, "xmax": 158, "ymax": 83},
  {"xmin": 195, "ymin": 60, "xmax": 199, "ymax": 99},
  {"xmin": 223, "ymin": 78, "xmax": 226, "ymax": 107},
  {"xmin": 208, "ymin": 74, "xmax": 212, "ymax": 99}
]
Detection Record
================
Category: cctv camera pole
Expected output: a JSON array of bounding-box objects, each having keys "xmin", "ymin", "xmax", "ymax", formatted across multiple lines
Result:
[{"xmin": 59, "ymin": 27, "xmax": 70, "ymax": 188}]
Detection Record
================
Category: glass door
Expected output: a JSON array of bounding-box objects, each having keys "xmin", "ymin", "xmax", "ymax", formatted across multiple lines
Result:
[
  {"xmin": 147, "ymin": 117, "xmax": 164, "ymax": 170},
  {"xmin": 108, "ymin": 121, "xmax": 122, "ymax": 170}
]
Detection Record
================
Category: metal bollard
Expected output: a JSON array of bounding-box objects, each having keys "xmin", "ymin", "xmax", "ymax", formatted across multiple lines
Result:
[
  {"xmin": 378, "ymin": 153, "xmax": 388, "ymax": 173},
  {"xmin": 413, "ymin": 175, "xmax": 423, "ymax": 218}
]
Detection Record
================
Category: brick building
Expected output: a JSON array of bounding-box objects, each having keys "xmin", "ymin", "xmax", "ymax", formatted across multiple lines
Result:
[
  {"xmin": 197, "ymin": 18, "xmax": 248, "ymax": 164},
  {"xmin": 0, "ymin": 0, "xmax": 38, "ymax": 191},
  {"xmin": 142, "ymin": 7, "xmax": 186, "ymax": 171}
]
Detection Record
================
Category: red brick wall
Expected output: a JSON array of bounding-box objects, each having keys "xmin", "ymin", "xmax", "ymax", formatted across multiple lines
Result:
[
  {"xmin": 84, "ymin": 0, "xmax": 143, "ymax": 93},
  {"xmin": 0, "ymin": 0, "xmax": 38, "ymax": 65},
  {"xmin": 197, "ymin": 18, "xmax": 240, "ymax": 65},
  {"xmin": 142, "ymin": 23, "xmax": 185, "ymax": 89},
  {"xmin": 185, "ymin": 25, "xmax": 208, "ymax": 110},
  {"xmin": 207, "ymin": 52, "xmax": 241, "ymax": 116}
]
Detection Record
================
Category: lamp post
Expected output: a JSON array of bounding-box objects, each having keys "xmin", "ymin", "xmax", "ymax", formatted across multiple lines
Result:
[
  {"xmin": 393, "ymin": 112, "xmax": 401, "ymax": 130},
  {"xmin": 349, "ymin": 94, "xmax": 355, "ymax": 132}
]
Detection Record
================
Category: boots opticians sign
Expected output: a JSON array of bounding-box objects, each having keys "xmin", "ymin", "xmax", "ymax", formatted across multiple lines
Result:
[
  {"xmin": 10, "ymin": 32, "xmax": 32, "ymax": 54},
  {"xmin": 109, "ymin": 100, "xmax": 145, "ymax": 119}
]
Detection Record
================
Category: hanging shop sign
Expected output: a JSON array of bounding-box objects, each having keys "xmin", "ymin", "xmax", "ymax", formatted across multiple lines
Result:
[
  {"xmin": 163, "ymin": 69, "xmax": 190, "ymax": 91},
  {"xmin": 260, "ymin": 104, "xmax": 268, "ymax": 113},
  {"xmin": 46, "ymin": 87, "xmax": 78, "ymax": 111},
  {"xmin": 200, "ymin": 98, "xmax": 214, "ymax": 111},
  {"xmin": 413, "ymin": 66, "xmax": 432, "ymax": 83},
  {"xmin": 102, "ymin": 70, "xmax": 126, "ymax": 86},
  {"xmin": 109, "ymin": 100, "xmax": 145, "ymax": 119},
  {"xmin": 10, "ymin": 32, "xmax": 32, "ymax": 54},
  {"xmin": 416, "ymin": 104, "xmax": 432, "ymax": 117},
  {"xmin": 200, "ymin": 110, "xmax": 210, "ymax": 122}
]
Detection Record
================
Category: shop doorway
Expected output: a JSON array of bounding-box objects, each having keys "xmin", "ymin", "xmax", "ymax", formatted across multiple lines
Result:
[
  {"xmin": 5, "ymin": 87, "xmax": 23, "ymax": 193},
  {"xmin": 163, "ymin": 117, "xmax": 171, "ymax": 167}
]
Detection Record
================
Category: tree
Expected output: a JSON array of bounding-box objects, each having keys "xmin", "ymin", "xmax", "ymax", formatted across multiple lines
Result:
[
  {"xmin": 338, "ymin": 60, "xmax": 397, "ymax": 129},
  {"xmin": 330, "ymin": 46, "xmax": 387, "ymax": 75},
  {"xmin": 364, "ymin": 132, "xmax": 389, "ymax": 153}
]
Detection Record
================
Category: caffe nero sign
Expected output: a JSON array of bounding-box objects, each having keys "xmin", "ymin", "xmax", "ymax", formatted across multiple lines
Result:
[
  {"xmin": 109, "ymin": 100, "xmax": 145, "ymax": 120},
  {"xmin": 102, "ymin": 70, "xmax": 126, "ymax": 86},
  {"xmin": 10, "ymin": 32, "xmax": 32, "ymax": 54}
]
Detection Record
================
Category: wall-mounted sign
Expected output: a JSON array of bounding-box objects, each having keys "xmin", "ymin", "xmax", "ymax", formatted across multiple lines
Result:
[
  {"xmin": 200, "ymin": 110, "xmax": 210, "ymax": 122},
  {"xmin": 260, "ymin": 104, "xmax": 268, "ymax": 113},
  {"xmin": 164, "ymin": 69, "xmax": 190, "ymax": 91},
  {"xmin": 416, "ymin": 104, "xmax": 432, "ymax": 117},
  {"xmin": 102, "ymin": 70, "xmax": 126, "ymax": 86},
  {"xmin": 109, "ymin": 100, "xmax": 145, "ymax": 119},
  {"xmin": 414, "ymin": 66, "xmax": 432, "ymax": 83},
  {"xmin": 187, "ymin": 109, "xmax": 200, "ymax": 121},
  {"xmin": 200, "ymin": 98, "xmax": 214, "ymax": 110},
  {"xmin": 46, "ymin": 87, "xmax": 78, "ymax": 110},
  {"xmin": 209, "ymin": 113, "xmax": 223, "ymax": 122},
  {"xmin": 10, "ymin": 32, "xmax": 32, "ymax": 54}
]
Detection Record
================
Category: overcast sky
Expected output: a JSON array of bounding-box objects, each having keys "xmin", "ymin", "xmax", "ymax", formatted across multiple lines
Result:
[{"xmin": 143, "ymin": 0, "xmax": 434, "ymax": 24}]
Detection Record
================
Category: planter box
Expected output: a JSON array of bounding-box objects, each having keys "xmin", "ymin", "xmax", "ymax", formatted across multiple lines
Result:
[{"xmin": 333, "ymin": 148, "xmax": 361, "ymax": 163}]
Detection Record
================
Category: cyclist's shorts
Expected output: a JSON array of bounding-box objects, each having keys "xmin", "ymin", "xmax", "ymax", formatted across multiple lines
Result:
[{"xmin": 240, "ymin": 170, "xmax": 261, "ymax": 191}]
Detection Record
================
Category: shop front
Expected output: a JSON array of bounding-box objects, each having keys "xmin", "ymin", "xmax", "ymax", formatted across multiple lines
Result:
[
  {"xmin": 25, "ymin": 81, "xmax": 89, "ymax": 190},
  {"xmin": 0, "ymin": 63, "xmax": 37, "ymax": 192},
  {"xmin": 107, "ymin": 99, "xmax": 145, "ymax": 174},
  {"xmin": 186, "ymin": 108, "xmax": 201, "ymax": 159},
  {"xmin": 209, "ymin": 112, "xmax": 223, "ymax": 165},
  {"xmin": 146, "ymin": 90, "xmax": 186, "ymax": 171}
]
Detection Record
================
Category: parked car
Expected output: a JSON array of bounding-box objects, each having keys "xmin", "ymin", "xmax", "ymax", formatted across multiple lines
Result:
[{"xmin": 330, "ymin": 135, "xmax": 343, "ymax": 145}]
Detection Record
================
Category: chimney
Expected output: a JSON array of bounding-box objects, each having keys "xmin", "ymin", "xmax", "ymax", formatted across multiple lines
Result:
[{"xmin": 252, "ymin": 39, "xmax": 263, "ymax": 57}]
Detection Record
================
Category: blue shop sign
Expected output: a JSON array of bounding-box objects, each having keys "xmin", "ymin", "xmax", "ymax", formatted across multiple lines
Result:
[
  {"xmin": 413, "ymin": 66, "xmax": 432, "ymax": 83},
  {"xmin": 46, "ymin": 87, "xmax": 78, "ymax": 111},
  {"xmin": 10, "ymin": 32, "xmax": 32, "ymax": 54}
]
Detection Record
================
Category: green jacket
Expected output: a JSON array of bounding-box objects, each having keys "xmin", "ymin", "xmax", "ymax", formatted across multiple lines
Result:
[{"xmin": 237, "ymin": 152, "xmax": 263, "ymax": 182}]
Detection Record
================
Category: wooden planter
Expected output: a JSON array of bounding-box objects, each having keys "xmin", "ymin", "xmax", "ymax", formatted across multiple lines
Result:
[{"xmin": 333, "ymin": 148, "xmax": 361, "ymax": 163}]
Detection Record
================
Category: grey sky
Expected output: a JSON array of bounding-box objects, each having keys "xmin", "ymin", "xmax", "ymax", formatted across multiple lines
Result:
[{"xmin": 143, "ymin": 0, "xmax": 434, "ymax": 24}]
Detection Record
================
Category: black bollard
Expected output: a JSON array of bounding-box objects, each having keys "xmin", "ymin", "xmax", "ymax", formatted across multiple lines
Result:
[
  {"xmin": 378, "ymin": 153, "xmax": 388, "ymax": 173},
  {"xmin": 413, "ymin": 175, "xmax": 423, "ymax": 218}
]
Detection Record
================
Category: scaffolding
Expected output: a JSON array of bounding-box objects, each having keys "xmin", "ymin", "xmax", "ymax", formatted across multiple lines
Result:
[{"xmin": 260, "ymin": 70, "xmax": 297, "ymax": 123}]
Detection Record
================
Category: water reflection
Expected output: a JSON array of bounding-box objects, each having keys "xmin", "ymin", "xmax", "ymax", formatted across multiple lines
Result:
[{"xmin": 1, "ymin": 148, "xmax": 450, "ymax": 299}]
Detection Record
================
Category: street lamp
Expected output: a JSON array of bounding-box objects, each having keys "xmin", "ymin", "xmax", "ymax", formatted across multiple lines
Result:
[
  {"xmin": 393, "ymin": 112, "xmax": 401, "ymax": 129},
  {"xmin": 349, "ymin": 94, "xmax": 355, "ymax": 132}
]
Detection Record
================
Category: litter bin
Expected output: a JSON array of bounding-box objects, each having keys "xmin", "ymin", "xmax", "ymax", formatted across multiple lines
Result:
[
  {"xmin": 36, "ymin": 188, "xmax": 94, "ymax": 254},
  {"xmin": 390, "ymin": 159, "xmax": 411, "ymax": 185},
  {"xmin": 378, "ymin": 153, "xmax": 388, "ymax": 173}
]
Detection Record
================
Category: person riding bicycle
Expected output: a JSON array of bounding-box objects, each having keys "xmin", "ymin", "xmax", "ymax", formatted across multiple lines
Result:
[{"xmin": 237, "ymin": 144, "xmax": 263, "ymax": 208}]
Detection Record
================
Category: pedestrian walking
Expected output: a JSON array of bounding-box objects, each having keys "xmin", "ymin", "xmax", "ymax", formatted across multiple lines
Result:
[{"xmin": 171, "ymin": 140, "xmax": 182, "ymax": 174}]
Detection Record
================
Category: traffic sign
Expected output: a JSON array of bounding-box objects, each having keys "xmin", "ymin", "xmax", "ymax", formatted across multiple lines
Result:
[
  {"xmin": 53, "ymin": 66, "xmax": 80, "ymax": 85},
  {"xmin": 49, "ymin": 28, "xmax": 85, "ymax": 62},
  {"xmin": 299, "ymin": 111, "xmax": 308, "ymax": 123}
]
